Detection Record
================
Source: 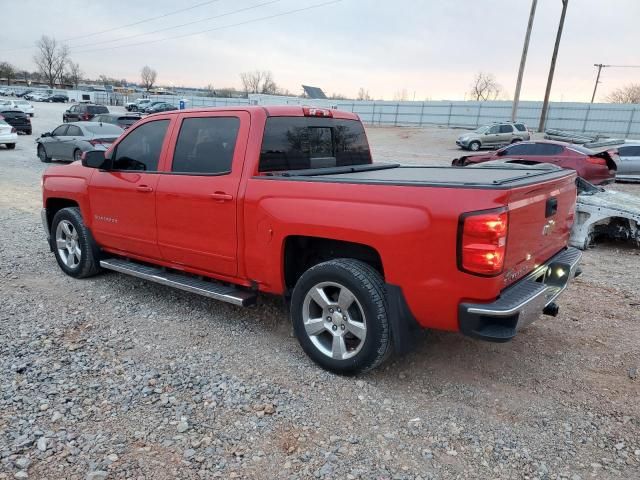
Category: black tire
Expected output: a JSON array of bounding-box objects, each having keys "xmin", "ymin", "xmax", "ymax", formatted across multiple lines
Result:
[
  {"xmin": 73, "ymin": 149, "xmax": 82, "ymax": 162},
  {"xmin": 468, "ymin": 141, "xmax": 481, "ymax": 151},
  {"xmin": 510, "ymin": 138, "xmax": 522, "ymax": 144},
  {"xmin": 38, "ymin": 144, "xmax": 51, "ymax": 162},
  {"xmin": 26, "ymin": 130, "xmax": 32, "ymax": 135},
  {"xmin": 291, "ymin": 259, "xmax": 391, "ymax": 375},
  {"xmin": 6, "ymin": 143, "xmax": 16, "ymax": 150},
  {"xmin": 51, "ymin": 207, "xmax": 102, "ymax": 279}
]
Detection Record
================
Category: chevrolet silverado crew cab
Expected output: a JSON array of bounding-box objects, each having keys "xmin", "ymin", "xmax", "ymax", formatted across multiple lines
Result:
[{"xmin": 41, "ymin": 106, "xmax": 582, "ymax": 374}]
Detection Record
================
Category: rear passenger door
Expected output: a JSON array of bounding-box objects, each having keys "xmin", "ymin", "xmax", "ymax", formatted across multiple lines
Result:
[
  {"xmin": 497, "ymin": 124, "xmax": 514, "ymax": 145},
  {"xmin": 155, "ymin": 112, "xmax": 250, "ymax": 277},
  {"xmin": 62, "ymin": 125, "xmax": 83, "ymax": 160}
]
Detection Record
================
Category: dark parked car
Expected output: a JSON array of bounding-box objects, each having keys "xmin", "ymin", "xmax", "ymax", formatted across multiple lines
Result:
[
  {"xmin": 16, "ymin": 90, "xmax": 33, "ymax": 98},
  {"xmin": 453, "ymin": 140, "xmax": 617, "ymax": 185},
  {"xmin": 91, "ymin": 113, "xmax": 141, "ymax": 130},
  {"xmin": 0, "ymin": 110, "xmax": 32, "ymax": 135},
  {"xmin": 45, "ymin": 94, "xmax": 69, "ymax": 103},
  {"xmin": 36, "ymin": 122, "xmax": 123, "ymax": 163},
  {"xmin": 144, "ymin": 102, "xmax": 178, "ymax": 114},
  {"xmin": 63, "ymin": 104, "xmax": 109, "ymax": 122},
  {"xmin": 138, "ymin": 101, "xmax": 168, "ymax": 113}
]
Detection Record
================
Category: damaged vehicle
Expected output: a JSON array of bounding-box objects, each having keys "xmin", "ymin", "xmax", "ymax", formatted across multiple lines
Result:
[
  {"xmin": 570, "ymin": 178, "xmax": 640, "ymax": 249},
  {"xmin": 453, "ymin": 140, "xmax": 617, "ymax": 185},
  {"xmin": 606, "ymin": 143, "xmax": 640, "ymax": 183}
]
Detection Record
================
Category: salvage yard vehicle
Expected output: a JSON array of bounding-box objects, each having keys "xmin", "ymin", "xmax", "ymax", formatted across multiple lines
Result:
[
  {"xmin": 0, "ymin": 99, "xmax": 35, "ymax": 117},
  {"xmin": 570, "ymin": 179, "xmax": 640, "ymax": 249},
  {"xmin": 0, "ymin": 109, "xmax": 32, "ymax": 135},
  {"xmin": 453, "ymin": 140, "xmax": 617, "ymax": 185},
  {"xmin": 456, "ymin": 122, "xmax": 530, "ymax": 151},
  {"xmin": 0, "ymin": 119, "xmax": 17, "ymax": 149},
  {"xmin": 63, "ymin": 104, "xmax": 109, "ymax": 122},
  {"xmin": 126, "ymin": 98, "xmax": 153, "ymax": 112},
  {"xmin": 91, "ymin": 113, "xmax": 142, "ymax": 130},
  {"xmin": 41, "ymin": 106, "xmax": 582, "ymax": 374},
  {"xmin": 607, "ymin": 143, "xmax": 640, "ymax": 182},
  {"xmin": 37, "ymin": 122, "xmax": 123, "ymax": 163}
]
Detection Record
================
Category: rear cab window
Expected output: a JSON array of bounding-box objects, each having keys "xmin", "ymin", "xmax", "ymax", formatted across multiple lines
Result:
[{"xmin": 259, "ymin": 117, "xmax": 371, "ymax": 172}]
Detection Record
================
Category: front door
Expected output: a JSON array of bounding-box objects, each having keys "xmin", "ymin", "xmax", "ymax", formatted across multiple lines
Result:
[
  {"xmin": 46, "ymin": 124, "xmax": 70, "ymax": 158},
  {"xmin": 88, "ymin": 118, "xmax": 172, "ymax": 260},
  {"xmin": 155, "ymin": 112, "xmax": 249, "ymax": 277}
]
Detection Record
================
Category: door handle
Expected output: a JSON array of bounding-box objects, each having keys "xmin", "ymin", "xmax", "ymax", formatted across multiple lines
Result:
[
  {"xmin": 136, "ymin": 185, "xmax": 153, "ymax": 193},
  {"xmin": 210, "ymin": 192, "xmax": 233, "ymax": 202}
]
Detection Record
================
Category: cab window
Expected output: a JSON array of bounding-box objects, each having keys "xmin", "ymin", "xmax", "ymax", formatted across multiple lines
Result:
[
  {"xmin": 112, "ymin": 120, "xmax": 169, "ymax": 171},
  {"xmin": 172, "ymin": 117, "xmax": 240, "ymax": 174}
]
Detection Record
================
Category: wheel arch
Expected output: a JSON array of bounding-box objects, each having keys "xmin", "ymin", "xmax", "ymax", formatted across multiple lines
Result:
[
  {"xmin": 45, "ymin": 197, "xmax": 80, "ymax": 232},
  {"xmin": 283, "ymin": 235, "xmax": 384, "ymax": 291}
]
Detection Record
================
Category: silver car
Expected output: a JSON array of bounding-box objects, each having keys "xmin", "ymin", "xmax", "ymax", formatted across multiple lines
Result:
[
  {"xmin": 36, "ymin": 122, "xmax": 123, "ymax": 163},
  {"xmin": 612, "ymin": 142, "xmax": 640, "ymax": 182},
  {"xmin": 456, "ymin": 122, "xmax": 530, "ymax": 151}
]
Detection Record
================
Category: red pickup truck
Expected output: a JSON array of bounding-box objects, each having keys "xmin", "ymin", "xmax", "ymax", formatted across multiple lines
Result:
[{"xmin": 41, "ymin": 106, "xmax": 582, "ymax": 374}]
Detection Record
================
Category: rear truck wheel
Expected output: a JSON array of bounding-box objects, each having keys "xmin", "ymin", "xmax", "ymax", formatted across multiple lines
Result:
[
  {"xmin": 291, "ymin": 259, "xmax": 391, "ymax": 375},
  {"xmin": 468, "ymin": 141, "xmax": 481, "ymax": 151},
  {"xmin": 51, "ymin": 207, "xmax": 102, "ymax": 279},
  {"xmin": 73, "ymin": 149, "xmax": 82, "ymax": 162},
  {"xmin": 38, "ymin": 144, "xmax": 51, "ymax": 162},
  {"xmin": 6, "ymin": 143, "xmax": 16, "ymax": 150}
]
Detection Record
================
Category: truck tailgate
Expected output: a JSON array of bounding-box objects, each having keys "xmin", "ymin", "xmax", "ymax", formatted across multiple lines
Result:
[{"xmin": 502, "ymin": 173, "xmax": 577, "ymax": 286}]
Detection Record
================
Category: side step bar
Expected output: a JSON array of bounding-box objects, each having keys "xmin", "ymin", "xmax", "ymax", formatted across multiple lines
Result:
[{"xmin": 99, "ymin": 258, "xmax": 257, "ymax": 307}]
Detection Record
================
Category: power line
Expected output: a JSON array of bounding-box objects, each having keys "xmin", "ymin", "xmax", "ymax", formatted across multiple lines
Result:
[
  {"xmin": 64, "ymin": 0, "xmax": 224, "ymax": 42},
  {"xmin": 69, "ymin": 0, "xmax": 281, "ymax": 50},
  {"xmin": 71, "ymin": 0, "xmax": 343, "ymax": 55},
  {"xmin": 0, "ymin": 0, "xmax": 224, "ymax": 52},
  {"xmin": 590, "ymin": 63, "xmax": 640, "ymax": 103}
]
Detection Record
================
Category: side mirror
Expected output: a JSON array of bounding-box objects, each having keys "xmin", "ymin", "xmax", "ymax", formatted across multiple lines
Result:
[
  {"xmin": 41, "ymin": 132, "xmax": 51, "ymax": 137},
  {"xmin": 82, "ymin": 150, "xmax": 110, "ymax": 169}
]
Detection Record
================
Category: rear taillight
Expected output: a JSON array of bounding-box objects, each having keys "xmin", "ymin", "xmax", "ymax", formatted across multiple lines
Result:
[
  {"xmin": 458, "ymin": 209, "xmax": 509, "ymax": 276},
  {"xmin": 10, "ymin": 127, "xmax": 16, "ymax": 133},
  {"xmin": 587, "ymin": 156, "xmax": 607, "ymax": 166},
  {"xmin": 82, "ymin": 114, "xmax": 90, "ymax": 120}
]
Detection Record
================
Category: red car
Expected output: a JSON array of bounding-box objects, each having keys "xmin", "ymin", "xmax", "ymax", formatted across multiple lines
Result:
[
  {"xmin": 452, "ymin": 140, "xmax": 617, "ymax": 185},
  {"xmin": 41, "ymin": 107, "xmax": 581, "ymax": 374}
]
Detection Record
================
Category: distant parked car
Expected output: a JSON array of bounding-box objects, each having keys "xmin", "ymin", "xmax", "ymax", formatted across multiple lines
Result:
[
  {"xmin": 63, "ymin": 104, "xmax": 109, "ymax": 122},
  {"xmin": 91, "ymin": 113, "xmax": 141, "ymax": 129},
  {"xmin": 45, "ymin": 94, "xmax": 69, "ymax": 103},
  {"xmin": 453, "ymin": 140, "xmax": 617, "ymax": 185},
  {"xmin": 144, "ymin": 102, "xmax": 178, "ymax": 114},
  {"xmin": 0, "ymin": 110, "xmax": 32, "ymax": 135},
  {"xmin": 0, "ymin": 99, "xmax": 35, "ymax": 117},
  {"xmin": 16, "ymin": 90, "xmax": 33, "ymax": 98},
  {"xmin": 36, "ymin": 122, "xmax": 123, "ymax": 163},
  {"xmin": 0, "ymin": 119, "xmax": 17, "ymax": 149},
  {"xmin": 456, "ymin": 122, "xmax": 530, "ymax": 151},
  {"xmin": 27, "ymin": 92, "xmax": 49, "ymax": 102},
  {"xmin": 607, "ymin": 142, "xmax": 640, "ymax": 182},
  {"xmin": 2, "ymin": 89, "xmax": 17, "ymax": 97},
  {"xmin": 125, "ymin": 98, "xmax": 153, "ymax": 112}
]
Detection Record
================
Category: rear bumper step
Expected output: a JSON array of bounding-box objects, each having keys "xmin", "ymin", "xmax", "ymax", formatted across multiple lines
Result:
[
  {"xmin": 458, "ymin": 247, "xmax": 582, "ymax": 342},
  {"xmin": 99, "ymin": 258, "xmax": 257, "ymax": 307}
]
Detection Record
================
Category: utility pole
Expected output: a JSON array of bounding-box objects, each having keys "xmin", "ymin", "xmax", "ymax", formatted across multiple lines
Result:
[
  {"xmin": 590, "ymin": 63, "xmax": 607, "ymax": 103},
  {"xmin": 538, "ymin": 0, "xmax": 569, "ymax": 132},
  {"xmin": 511, "ymin": 0, "xmax": 538, "ymax": 122}
]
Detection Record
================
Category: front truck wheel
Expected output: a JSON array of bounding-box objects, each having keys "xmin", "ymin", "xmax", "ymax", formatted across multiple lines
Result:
[
  {"xmin": 291, "ymin": 259, "xmax": 391, "ymax": 375},
  {"xmin": 51, "ymin": 207, "xmax": 102, "ymax": 278}
]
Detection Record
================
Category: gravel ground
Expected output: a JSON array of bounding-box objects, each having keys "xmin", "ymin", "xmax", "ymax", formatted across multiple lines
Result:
[{"xmin": 0, "ymin": 102, "xmax": 639, "ymax": 480}]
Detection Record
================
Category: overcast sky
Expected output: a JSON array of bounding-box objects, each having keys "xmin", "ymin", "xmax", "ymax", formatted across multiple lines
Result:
[{"xmin": 1, "ymin": 0, "xmax": 638, "ymax": 101}]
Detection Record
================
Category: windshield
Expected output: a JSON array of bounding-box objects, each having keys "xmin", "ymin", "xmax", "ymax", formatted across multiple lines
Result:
[{"xmin": 474, "ymin": 126, "xmax": 489, "ymax": 134}]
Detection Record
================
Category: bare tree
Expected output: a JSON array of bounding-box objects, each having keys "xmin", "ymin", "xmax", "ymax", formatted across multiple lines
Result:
[
  {"xmin": 140, "ymin": 65, "xmax": 157, "ymax": 92},
  {"xmin": 0, "ymin": 62, "xmax": 16, "ymax": 85},
  {"xmin": 240, "ymin": 70, "xmax": 279, "ymax": 95},
  {"xmin": 469, "ymin": 72, "xmax": 502, "ymax": 101},
  {"xmin": 393, "ymin": 89, "xmax": 408, "ymax": 101},
  {"xmin": 606, "ymin": 83, "xmax": 640, "ymax": 104},
  {"xmin": 329, "ymin": 92, "xmax": 348, "ymax": 100},
  {"xmin": 357, "ymin": 88, "xmax": 371, "ymax": 101},
  {"xmin": 66, "ymin": 61, "xmax": 83, "ymax": 89},
  {"xmin": 33, "ymin": 36, "xmax": 69, "ymax": 88}
]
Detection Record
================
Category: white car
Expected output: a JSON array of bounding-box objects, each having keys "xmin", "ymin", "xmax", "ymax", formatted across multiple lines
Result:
[
  {"xmin": 0, "ymin": 99, "xmax": 35, "ymax": 117},
  {"xmin": 0, "ymin": 120, "xmax": 17, "ymax": 149}
]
